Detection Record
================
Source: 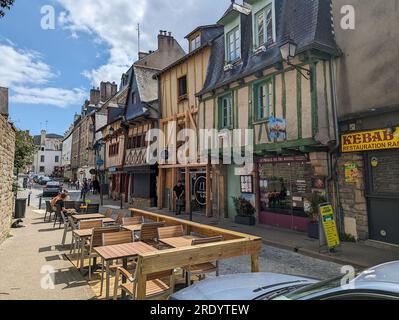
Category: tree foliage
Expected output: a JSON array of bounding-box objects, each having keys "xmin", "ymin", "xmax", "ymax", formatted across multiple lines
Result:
[
  {"xmin": 0, "ymin": 0, "xmax": 14, "ymax": 18},
  {"xmin": 14, "ymin": 130, "xmax": 35, "ymax": 172}
]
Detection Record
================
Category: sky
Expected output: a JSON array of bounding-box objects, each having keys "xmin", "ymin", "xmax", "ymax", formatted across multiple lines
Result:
[{"xmin": 0, "ymin": 0, "xmax": 228, "ymax": 136}]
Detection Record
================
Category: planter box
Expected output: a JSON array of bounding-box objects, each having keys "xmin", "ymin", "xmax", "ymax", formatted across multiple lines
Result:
[
  {"xmin": 235, "ymin": 215, "xmax": 256, "ymax": 226},
  {"xmin": 308, "ymin": 222, "xmax": 319, "ymax": 239}
]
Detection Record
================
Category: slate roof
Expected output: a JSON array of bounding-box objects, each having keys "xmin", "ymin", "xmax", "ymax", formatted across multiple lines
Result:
[
  {"xmin": 199, "ymin": 0, "xmax": 340, "ymax": 95},
  {"xmin": 33, "ymin": 134, "xmax": 63, "ymax": 145}
]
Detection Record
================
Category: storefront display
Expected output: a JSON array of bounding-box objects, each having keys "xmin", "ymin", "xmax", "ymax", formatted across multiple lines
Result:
[{"xmin": 257, "ymin": 157, "xmax": 313, "ymax": 232}]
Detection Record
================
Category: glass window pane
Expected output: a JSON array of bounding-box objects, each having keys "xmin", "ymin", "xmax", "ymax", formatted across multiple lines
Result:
[{"xmin": 257, "ymin": 11, "xmax": 265, "ymax": 45}]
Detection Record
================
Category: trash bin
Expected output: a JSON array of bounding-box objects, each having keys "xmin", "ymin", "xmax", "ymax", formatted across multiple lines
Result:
[{"xmin": 14, "ymin": 198, "xmax": 27, "ymax": 219}]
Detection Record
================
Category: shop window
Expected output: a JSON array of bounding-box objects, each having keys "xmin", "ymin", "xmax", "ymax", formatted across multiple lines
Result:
[{"xmin": 258, "ymin": 161, "xmax": 312, "ymax": 218}]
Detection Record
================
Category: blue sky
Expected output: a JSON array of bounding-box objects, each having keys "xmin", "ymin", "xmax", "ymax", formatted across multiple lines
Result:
[{"xmin": 0, "ymin": 0, "xmax": 228, "ymax": 136}]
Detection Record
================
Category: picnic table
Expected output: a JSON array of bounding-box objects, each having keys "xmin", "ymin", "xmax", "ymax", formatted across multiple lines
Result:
[
  {"xmin": 159, "ymin": 235, "xmax": 199, "ymax": 248},
  {"xmin": 94, "ymin": 242, "xmax": 158, "ymax": 299}
]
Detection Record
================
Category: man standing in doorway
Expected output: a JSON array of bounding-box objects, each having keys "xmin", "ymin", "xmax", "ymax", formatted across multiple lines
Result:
[{"xmin": 173, "ymin": 180, "xmax": 185, "ymax": 216}]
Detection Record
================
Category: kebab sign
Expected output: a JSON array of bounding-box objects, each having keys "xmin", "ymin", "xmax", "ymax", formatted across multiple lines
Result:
[{"xmin": 342, "ymin": 127, "xmax": 399, "ymax": 153}]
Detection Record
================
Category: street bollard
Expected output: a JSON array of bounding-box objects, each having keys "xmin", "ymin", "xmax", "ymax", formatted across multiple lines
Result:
[
  {"xmin": 28, "ymin": 192, "xmax": 31, "ymax": 207},
  {"xmin": 39, "ymin": 196, "xmax": 42, "ymax": 210}
]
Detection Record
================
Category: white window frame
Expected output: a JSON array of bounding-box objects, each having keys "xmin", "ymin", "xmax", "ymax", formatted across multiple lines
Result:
[
  {"xmin": 226, "ymin": 26, "xmax": 241, "ymax": 63},
  {"xmin": 254, "ymin": 4, "xmax": 274, "ymax": 48}
]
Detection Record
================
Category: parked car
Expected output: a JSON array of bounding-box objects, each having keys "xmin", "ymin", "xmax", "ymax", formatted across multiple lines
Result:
[
  {"xmin": 171, "ymin": 261, "xmax": 399, "ymax": 300},
  {"xmin": 43, "ymin": 181, "xmax": 62, "ymax": 197},
  {"xmin": 38, "ymin": 176, "xmax": 51, "ymax": 185}
]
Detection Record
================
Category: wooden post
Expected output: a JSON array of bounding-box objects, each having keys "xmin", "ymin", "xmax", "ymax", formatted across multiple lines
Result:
[
  {"xmin": 135, "ymin": 257, "xmax": 147, "ymax": 300},
  {"xmin": 157, "ymin": 167, "xmax": 163, "ymax": 210},
  {"xmin": 171, "ymin": 168, "xmax": 176, "ymax": 211},
  {"xmin": 185, "ymin": 168, "xmax": 190, "ymax": 214},
  {"xmin": 206, "ymin": 164, "xmax": 212, "ymax": 217},
  {"xmin": 251, "ymin": 254, "xmax": 260, "ymax": 273}
]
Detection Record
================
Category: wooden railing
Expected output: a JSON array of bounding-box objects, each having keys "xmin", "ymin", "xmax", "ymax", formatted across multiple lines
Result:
[{"xmin": 130, "ymin": 208, "xmax": 263, "ymax": 300}]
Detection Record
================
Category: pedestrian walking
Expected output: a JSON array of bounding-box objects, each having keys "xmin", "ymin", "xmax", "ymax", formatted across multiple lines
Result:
[{"xmin": 80, "ymin": 178, "xmax": 89, "ymax": 202}]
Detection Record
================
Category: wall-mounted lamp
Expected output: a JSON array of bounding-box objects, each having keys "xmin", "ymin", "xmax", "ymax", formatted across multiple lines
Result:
[{"xmin": 279, "ymin": 40, "xmax": 311, "ymax": 80}]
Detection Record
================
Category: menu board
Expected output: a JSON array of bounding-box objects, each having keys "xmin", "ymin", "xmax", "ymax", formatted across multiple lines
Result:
[{"xmin": 240, "ymin": 175, "xmax": 254, "ymax": 194}]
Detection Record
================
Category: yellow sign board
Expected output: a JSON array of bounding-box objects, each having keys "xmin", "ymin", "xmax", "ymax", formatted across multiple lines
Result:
[
  {"xmin": 341, "ymin": 127, "xmax": 399, "ymax": 153},
  {"xmin": 319, "ymin": 204, "xmax": 340, "ymax": 249}
]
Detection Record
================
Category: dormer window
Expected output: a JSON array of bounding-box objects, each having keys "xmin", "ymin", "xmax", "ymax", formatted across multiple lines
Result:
[
  {"xmin": 190, "ymin": 35, "xmax": 201, "ymax": 52},
  {"xmin": 254, "ymin": 4, "xmax": 274, "ymax": 48},
  {"xmin": 227, "ymin": 26, "xmax": 241, "ymax": 63}
]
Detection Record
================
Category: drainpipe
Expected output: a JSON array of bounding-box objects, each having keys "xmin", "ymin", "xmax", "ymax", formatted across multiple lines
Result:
[{"xmin": 327, "ymin": 57, "xmax": 344, "ymax": 236}]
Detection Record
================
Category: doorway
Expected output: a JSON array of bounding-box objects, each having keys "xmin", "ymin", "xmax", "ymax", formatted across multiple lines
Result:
[{"xmin": 366, "ymin": 150, "xmax": 399, "ymax": 245}]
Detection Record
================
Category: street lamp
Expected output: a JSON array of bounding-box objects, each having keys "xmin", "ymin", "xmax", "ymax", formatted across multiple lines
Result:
[{"xmin": 279, "ymin": 40, "xmax": 311, "ymax": 80}]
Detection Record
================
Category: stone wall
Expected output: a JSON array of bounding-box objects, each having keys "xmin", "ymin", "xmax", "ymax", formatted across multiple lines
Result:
[
  {"xmin": 337, "ymin": 152, "xmax": 369, "ymax": 240},
  {"xmin": 0, "ymin": 114, "xmax": 16, "ymax": 245}
]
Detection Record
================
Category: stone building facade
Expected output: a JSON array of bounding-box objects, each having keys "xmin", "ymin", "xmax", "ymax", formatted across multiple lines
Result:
[{"xmin": 0, "ymin": 88, "xmax": 16, "ymax": 245}]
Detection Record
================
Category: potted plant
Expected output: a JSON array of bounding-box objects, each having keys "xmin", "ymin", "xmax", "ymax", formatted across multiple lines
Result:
[
  {"xmin": 233, "ymin": 197, "xmax": 256, "ymax": 226},
  {"xmin": 305, "ymin": 193, "xmax": 327, "ymax": 239}
]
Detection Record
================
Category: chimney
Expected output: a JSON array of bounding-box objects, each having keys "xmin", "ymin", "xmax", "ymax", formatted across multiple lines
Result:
[
  {"xmin": 0, "ymin": 87, "xmax": 9, "ymax": 117},
  {"xmin": 40, "ymin": 130, "xmax": 46, "ymax": 146},
  {"xmin": 158, "ymin": 30, "xmax": 174, "ymax": 51},
  {"xmin": 138, "ymin": 52, "xmax": 149, "ymax": 60},
  {"xmin": 90, "ymin": 87, "xmax": 100, "ymax": 105},
  {"xmin": 100, "ymin": 81, "xmax": 118, "ymax": 102}
]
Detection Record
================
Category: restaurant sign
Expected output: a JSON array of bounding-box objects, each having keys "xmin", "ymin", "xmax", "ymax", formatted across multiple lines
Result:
[{"xmin": 342, "ymin": 127, "xmax": 399, "ymax": 153}]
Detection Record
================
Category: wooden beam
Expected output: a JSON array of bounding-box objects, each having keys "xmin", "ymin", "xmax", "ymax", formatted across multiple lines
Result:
[
  {"xmin": 139, "ymin": 239, "xmax": 262, "ymax": 275},
  {"xmin": 130, "ymin": 208, "xmax": 262, "ymax": 241},
  {"xmin": 206, "ymin": 164, "xmax": 212, "ymax": 217}
]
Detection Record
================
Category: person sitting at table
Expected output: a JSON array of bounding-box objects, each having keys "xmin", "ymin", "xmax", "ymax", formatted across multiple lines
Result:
[
  {"xmin": 50, "ymin": 192, "xmax": 62, "ymax": 210},
  {"xmin": 55, "ymin": 193, "xmax": 69, "ymax": 214}
]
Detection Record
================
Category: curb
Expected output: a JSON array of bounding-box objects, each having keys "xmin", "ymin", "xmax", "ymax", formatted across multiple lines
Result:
[{"xmin": 262, "ymin": 239, "xmax": 368, "ymax": 270}]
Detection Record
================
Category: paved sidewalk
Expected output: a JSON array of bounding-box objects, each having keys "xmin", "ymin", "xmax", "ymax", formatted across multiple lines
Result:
[
  {"xmin": 0, "ymin": 206, "xmax": 95, "ymax": 300},
  {"xmin": 84, "ymin": 193, "xmax": 399, "ymax": 270}
]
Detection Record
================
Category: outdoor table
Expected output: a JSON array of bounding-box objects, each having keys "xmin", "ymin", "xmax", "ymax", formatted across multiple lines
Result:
[
  {"xmin": 72, "ymin": 214, "xmax": 105, "ymax": 221},
  {"xmin": 94, "ymin": 242, "xmax": 158, "ymax": 299},
  {"xmin": 159, "ymin": 235, "xmax": 199, "ymax": 248},
  {"xmin": 121, "ymin": 224, "xmax": 142, "ymax": 232}
]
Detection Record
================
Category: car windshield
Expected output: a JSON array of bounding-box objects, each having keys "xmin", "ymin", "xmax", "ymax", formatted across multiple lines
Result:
[{"xmin": 272, "ymin": 276, "xmax": 347, "ymax": 300}]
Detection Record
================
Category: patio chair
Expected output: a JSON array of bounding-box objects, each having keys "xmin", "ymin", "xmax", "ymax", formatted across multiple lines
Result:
[
  {"xmin": 99, "ymin": 231, "xmax": 135, "ymax": 296},
  {"xmin": 74, "ymin": 219, "xmax": 103, "ymax": 267},
  {"xmin": 113, "ymin": 261, "xmax": 175, "ymax": 300},
  {"xmin": 83, "ymin": 226, "xmax": 120, "ymax": 279},
  {"xmin": 61, "ymin": 213, "xmax": 78, "ymax": 246},
  {"xmin": 138, "ymin": 222, "xmax": 165, "ymax": 246},
  {"xmin": 86, "ymin": 204, "xmax": 100, "ymax": 214},
  {"xmin": 44, "ymin": 201, "xmax": 55, "ymax": 222},
  {"xmin": 157, "ymin": 225, "xmax": 184, "ymax": 240},
  {"xmin": 53, "ymin": 207, "xmax": 65, "ymax": 229},
  {"xmin": 183, "ymin": 236, "xmax": 224, "ymax": 286},
  {"xmin": 122, "ymin": 216, "xmax": 144, "ymax": 226},
  {"xmin": 115, "ymin": 212, "xmax": 125, "ymax": 225},
  {"xmin": 104, "ymin": 208, "xmax": 113, "ymax": 218}
]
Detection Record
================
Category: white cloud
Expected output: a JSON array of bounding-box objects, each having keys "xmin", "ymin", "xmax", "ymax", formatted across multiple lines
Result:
[
  {"xmin": 0, "ymin": 43, "xmax": 85, "ymax": 108},
  {"xmin": 57, "ymin": 0, "xmax": 227, "ymax": 86},
  {"xmin": 10, "ymin": 87, "xmax": 86, "ymax": 108},
  {"xmin": 0, "ymin": 44, "xmax": 54, "ymax": 87}
]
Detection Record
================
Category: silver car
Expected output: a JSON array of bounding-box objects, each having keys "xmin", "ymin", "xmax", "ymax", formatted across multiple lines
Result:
[{"xmin": 171, "ymin": 261, "xmax": 399, "ymax": 300}]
